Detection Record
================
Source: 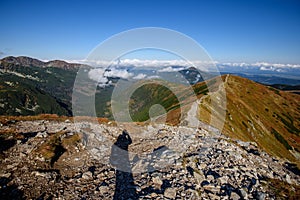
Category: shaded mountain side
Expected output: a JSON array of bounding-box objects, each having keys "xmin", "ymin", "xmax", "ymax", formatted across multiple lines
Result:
[
  {"xmin": 196, "ymin": 75, "xmax": 300, "ymax": 164},
  {"xmin": 270, "ymin": 84, "xmax": 300, "ymax": 95},
  {"xmin": 270, "ymin": 84, "xmax": 300, "ymax": 91},
  {"xmin": 178, "ymin": 66, "xmax": 204, "ymax": 84},
  {"xmin": 0, "ymin": 79, "xmax": 70, "ymax": 116},
  {"xmin": 129, "ymin": 83, "xmax": 181, "ymax": 122},
  {"xmin": 0, "ymin": 56, "xmax": 96, "ymax": 117},
  {"xmin": 0, "ymin": 65, "xmax": 77, "ymax": 116}
]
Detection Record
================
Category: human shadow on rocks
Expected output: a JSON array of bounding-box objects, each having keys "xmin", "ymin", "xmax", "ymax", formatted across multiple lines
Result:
[
  {"xmin": 0, "ymin": 137, "xmax": 16, "ymax": 154},
  {"xmin": 0, "ymin": 177, "xmax": 24, "ymax": 200},
  {"xmin": 110, "ymin": 130, "xmax": 137, "ymax": 200},
  {"xmin": 110, "ymin": 130, "xmax": 173, "ymax": 199}
]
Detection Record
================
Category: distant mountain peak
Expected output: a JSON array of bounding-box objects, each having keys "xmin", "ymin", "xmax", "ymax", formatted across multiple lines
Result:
[
  {"xmin": 186, "ymin": 66, "xmax": 198, "ymax": 71},
  {"xmin": 0, "ymin": 56, "xmax": 44, "ymax": 67},
  {"xmin": 0, "ymin": 56, "xmax": 87, "ymax": 70},
  {"xmin": 45, "ymin": 59, "xmax": 84, "ymax": 70}
]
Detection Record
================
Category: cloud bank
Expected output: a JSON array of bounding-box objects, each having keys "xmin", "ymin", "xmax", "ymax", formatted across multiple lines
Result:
[
  {"xmin": 75, "ymin": 59, "xmax": 218, "ymax": 72},
  {"xmin": 73, "ymin": 59, "xmax": 300, "ymax": 72},
  {"xmin": 158, "ymin": 66, "xmax": 185, "ymax": 72},
  {"xmin": 218, "ymin": 62, "xmax": 300, "ymax": 72},
  {"xmin": 81, "ymin": 59, "xmax": 300, "ymax": 87}
]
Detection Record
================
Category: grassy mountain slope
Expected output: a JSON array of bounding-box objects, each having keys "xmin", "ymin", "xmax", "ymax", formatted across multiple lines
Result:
[
  {"xmin": 0, "ymin": 59, "xmax": 79, "ymax": 116},
  {"xmin": 198, "ymin": 75, "xmax": 300, "ymax": 163},
  {"xmin": 126, "ymin": 76, "xmax": 216, "ymax": 124},
  {"xmin": 129, "ymin": 82, "xmax": 180, "ymax": 122},
  {"xmin": 0, "ymin": 79, "xmax": 70, "ymax": 116}
]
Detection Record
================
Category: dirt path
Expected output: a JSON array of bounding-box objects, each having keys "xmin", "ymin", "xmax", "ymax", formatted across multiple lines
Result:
[{"xmin": 185, "ymin": 75, "xmax": 228, "ymax": 132}]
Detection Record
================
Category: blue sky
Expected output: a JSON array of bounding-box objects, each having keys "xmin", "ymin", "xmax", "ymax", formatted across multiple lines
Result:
[{"xmin": 0, "ymin": 0, "xmax": 299, "ymax": 64}]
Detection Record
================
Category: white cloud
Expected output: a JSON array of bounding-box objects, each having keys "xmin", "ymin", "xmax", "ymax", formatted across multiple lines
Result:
[
  {"xmin": 147, "ymin": 75, "xmax": 161, "ymax": 79},
  {"xmin": 158, "ymin": 66, "xmax": 185, "ymax": 72},
  {"xmin": 78, "ymin": 59, "xmax": 300, "ymax": 81},
  {"xmin": 88, "ymin": 68, "xmax": 133, "ymax": 81},
  {"xmin": 88, "ymin": 68, "xmax": 109, "ymax": 84},
  {"xmin": 88, "ymin": 67, "xmax": 133, "ymax": 87},
  {"xmin": 259, "ymin": 66, "xmax": 287, "ymax": 72},
  {"xmin": 78, "ymin": 59, "xmax": 217, "ymax": 71},
  {"xmin": 68, "ymin": 58, "xmax": 300, "ymax": 71},
  {"xmin": 104, "ymin": 68, "xmax": 133, "ymax": 79},
  {"xmin": 133, "ymin": 73, "xmax": 147, "ymax": 79}
]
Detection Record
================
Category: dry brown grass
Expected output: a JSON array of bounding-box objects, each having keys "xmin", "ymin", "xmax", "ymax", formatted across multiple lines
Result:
[
  {"xmin": 35, "ymin": 131, "xmax": 65, "ymax": 160},
  {"xmin": 0, "ymin": 114, "xmax": 70, "ymax": 124},
  {"xmin": 199, "ymin": 75, "xmax": 300, "ymax": 164},
  {"xmin": 264, "ymin": 178, "xmax": 300, "ymax": 199},
  {"xmin": 0, "ymin": 114, "xmax": 112, "ymax": 125},
  {"xmin": 35, "ymin": 130, "xmax": 81, "ymax": 163},
  {"xmin": 62, "ymin": 133, "xmax": 81, "ymax": 147}
]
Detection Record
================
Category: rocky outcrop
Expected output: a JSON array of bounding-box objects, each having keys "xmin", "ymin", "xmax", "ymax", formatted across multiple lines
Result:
[{"xmin": 0, "ymin": 119, "xmax": 299, "ymax": 199}]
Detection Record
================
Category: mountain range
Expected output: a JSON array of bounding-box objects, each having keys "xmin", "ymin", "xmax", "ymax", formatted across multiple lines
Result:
[{"xmin": 0, "ymin": 56, "xmax": 299, "ymax": 166}]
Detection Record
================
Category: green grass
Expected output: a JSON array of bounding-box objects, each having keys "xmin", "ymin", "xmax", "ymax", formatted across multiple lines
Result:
[
  {"xmin": 280, "ymin": 113, "xmax": 300, "ymax": 136},
  {"xmin": 129, "ymin": 83, "xmax": 180, "ymax": 122},
  {"xmin": 268, "ymin": 86, "xmax": 281, "ymax": 96},
  {"xmin": 271, "ymin": 128, "xmax": 292, "ymax": 150},
  {"xmin": 0, "ymin": 65, "xmax": 75, "ymax": 116},
  {"xmin": 193, "ymin": 84, "xmax": 208, "ymax": 95}
]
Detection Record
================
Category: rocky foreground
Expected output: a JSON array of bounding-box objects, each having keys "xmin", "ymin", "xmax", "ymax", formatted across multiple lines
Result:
[{"xmin": 0, "ymin": 119, "xmax": 300, "ymax": 199}]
